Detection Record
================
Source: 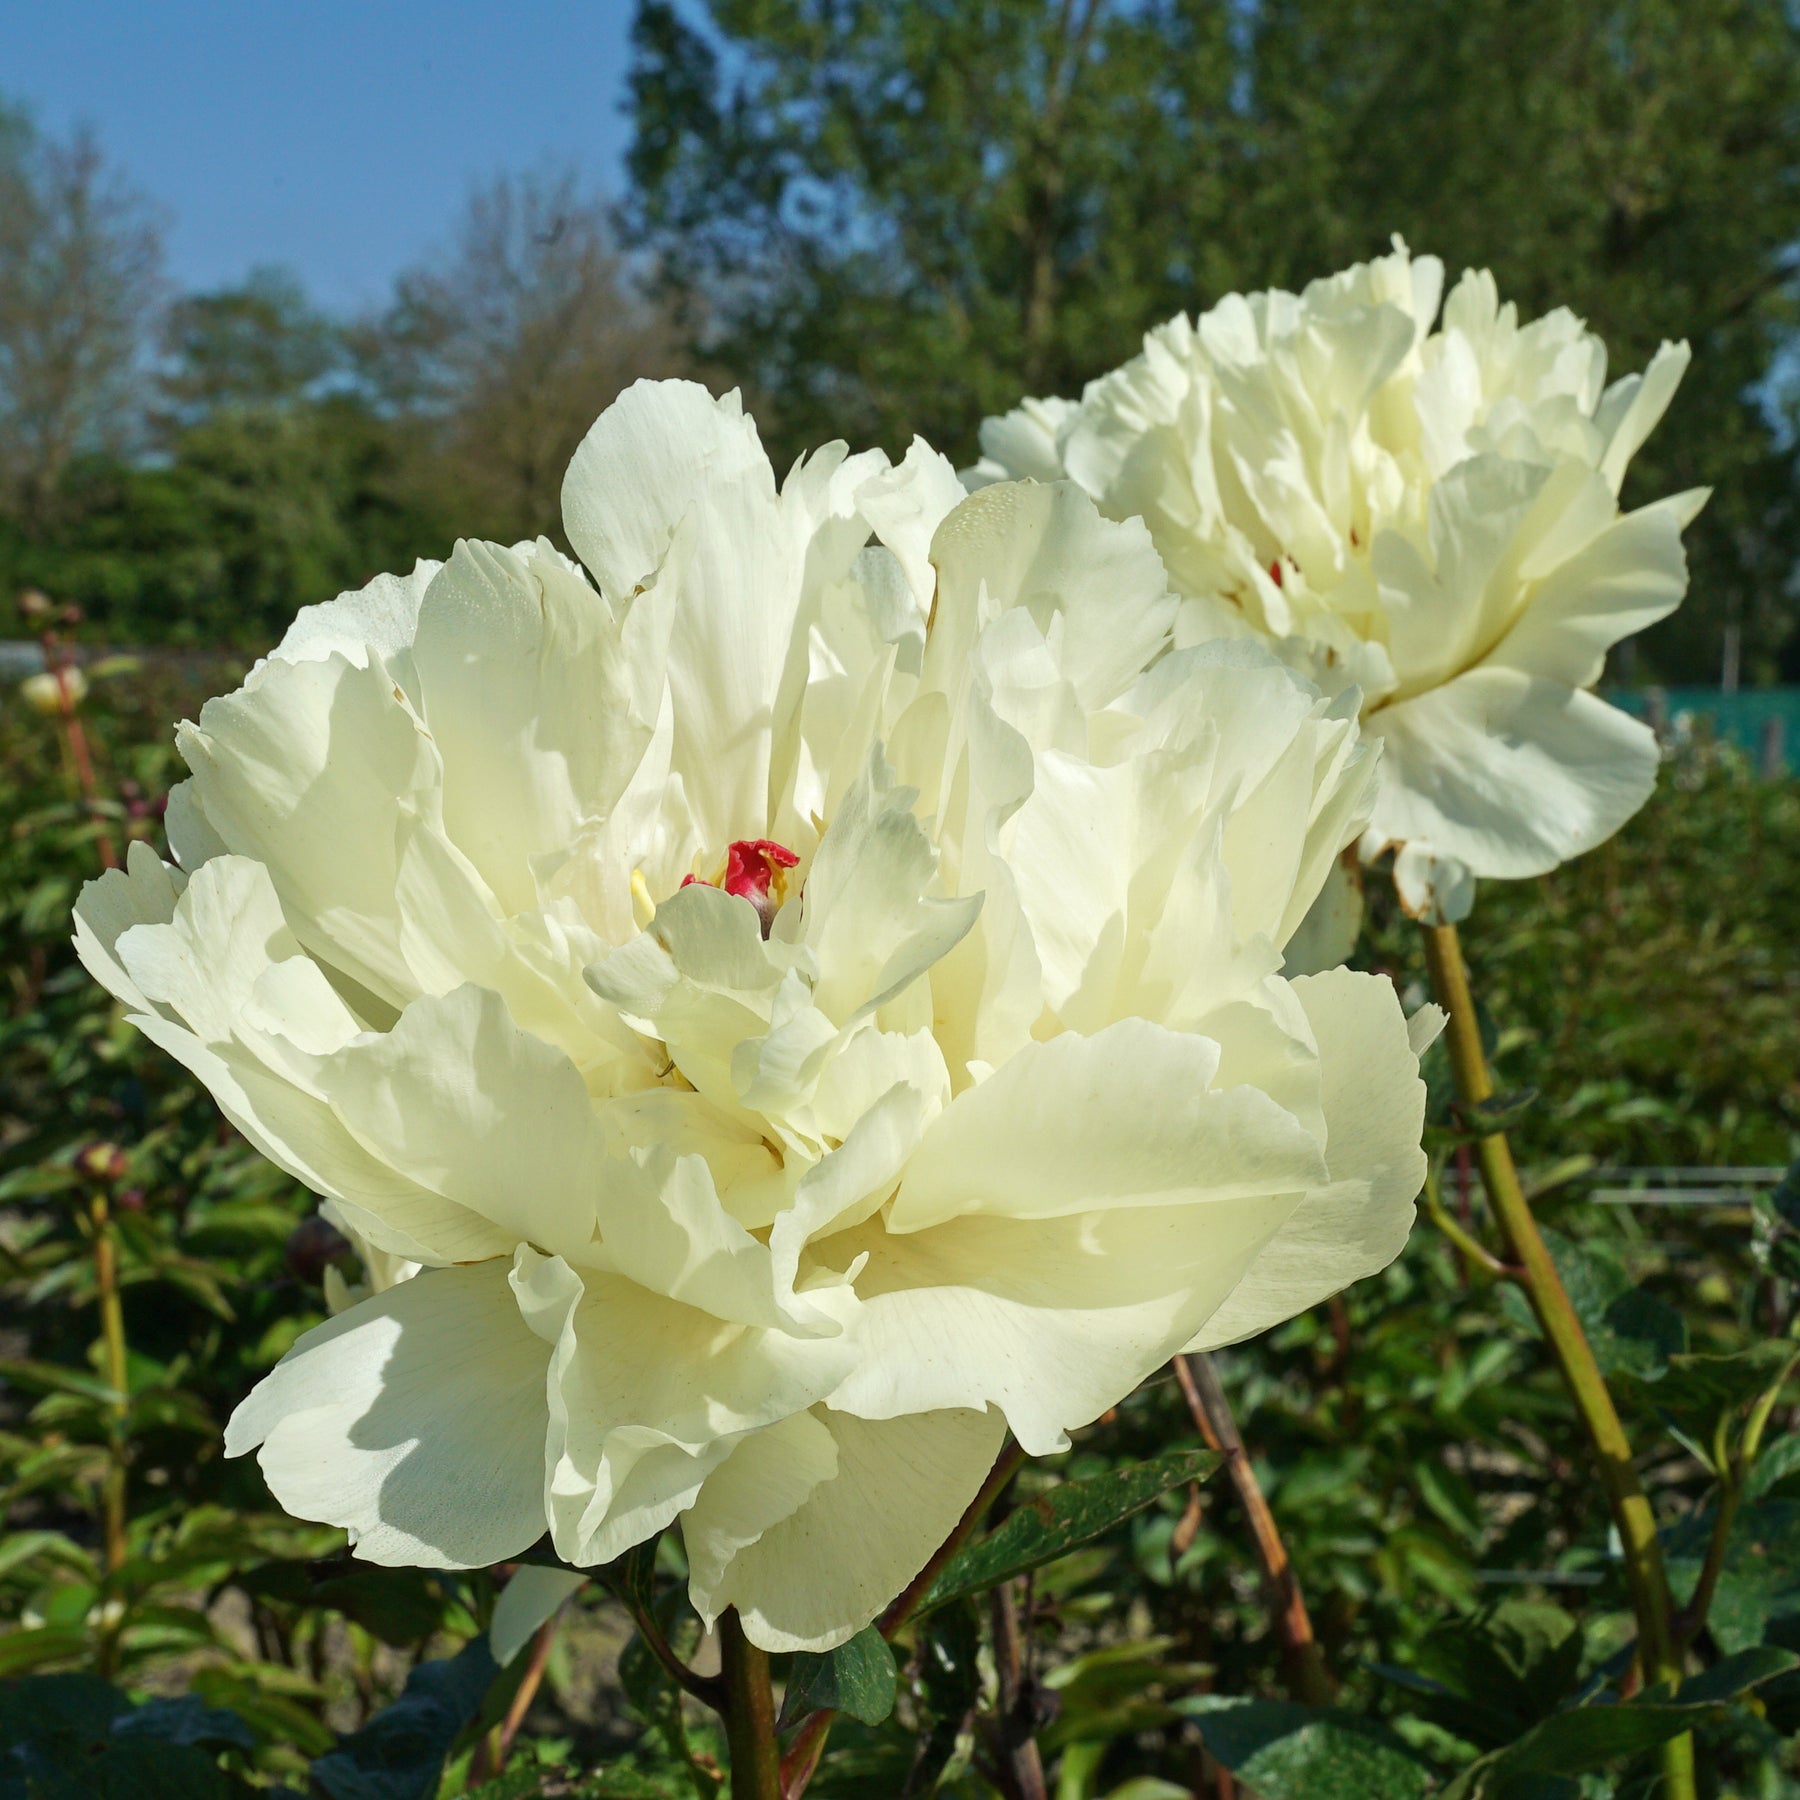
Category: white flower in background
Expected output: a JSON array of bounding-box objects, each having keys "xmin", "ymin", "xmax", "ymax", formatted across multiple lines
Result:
[
  {"xmin": 74, "ymin": 379, "xmax": 1434, "ymax": 1653},
  {"xmin": 972, "ymin": 240, "xmax": 1706, "ymax": 923}
]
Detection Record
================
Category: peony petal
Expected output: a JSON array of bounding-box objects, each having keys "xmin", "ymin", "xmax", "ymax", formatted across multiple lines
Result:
[
  {"xmin": 887, "ymin": 1019, "xmax": 1324, "ymax": 1231},
  {"xmin": 225, "ymin": 1260, "xmax": 552, "ymax": 1568},
  {"xmin": 73, "ymin": 840, "xmax": 186, "ymax": 1017},
  {"xmin": 1486, "ymin": 492, "xmax": 1703, "ymax": 689},
  {"xmin": 1187, "ymin": 967, "xmax": 1426, "ymax": 1348},
  {"xmin": 1363, "ymin": 669, "xmax": 1660, "ymax": 882},
  {"xmin": 313, "ymin": 983, "xmax": 604, "ymax": 1265},
  {"xmin": 835, "ymin": 1191, "xmax": 1303, "ymax": 1453},
  {"xmin": 270, "ymin": 558, "xmax": 442, "ymax": 700},
  {"xmin": 693, "ymin": 1406, "xmax": 1005, "ymax": 1652}
]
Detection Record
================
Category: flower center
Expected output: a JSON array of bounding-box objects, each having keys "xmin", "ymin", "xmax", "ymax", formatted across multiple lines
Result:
[{"xmin": 682, "ymin": 838, "xmax": 799, "ymax": 937}]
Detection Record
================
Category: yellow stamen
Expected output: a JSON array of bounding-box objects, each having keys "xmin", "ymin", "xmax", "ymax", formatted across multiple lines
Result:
[{"xmin": 630, "ymin": 868, "xmax": 657, "ymax": 929}]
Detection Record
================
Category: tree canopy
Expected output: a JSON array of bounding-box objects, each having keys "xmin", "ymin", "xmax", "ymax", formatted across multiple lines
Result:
[{"xmin": 627, "ymin": 0, "xmax": 1800, "ymax": 679}]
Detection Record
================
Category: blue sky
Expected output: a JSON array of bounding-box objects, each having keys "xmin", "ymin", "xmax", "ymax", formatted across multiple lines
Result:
[{"xmin": 0, "ymin": 1, "xmax": 639, "ymax": 314}]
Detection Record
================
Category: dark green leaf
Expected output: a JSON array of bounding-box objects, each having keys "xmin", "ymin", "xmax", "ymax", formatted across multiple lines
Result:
[
  {"xmin": 1401, "ymin": 1599, "xmax": 1585, "ymax": 1747},
  {"xmin": 922, "ymin": 1449, "xmax": 1219, "ymax": 1612},
  {"xmin": 1441, "ymin": 1646, "xmax": 1799, "ymax": 1797},
  {"xmin": 777, "ymin": 1625, "xmax": 896, "ymax": 1728},
  {"xmin": 309, "ymin": 1636, "xmax": 498, "ymax": 1800},
  {"xmin": 0, "ymin": 1674, "xmax": 256, "ymax": 1800},
  {"xmin": 1188, "ymin": 1701, "xmax": 1433, "ymax": 1799},
  {"xmin": 1615, "ymin": 1341, "xmax": 1799, "ymax": 1441},
  {"xmin": 1666, "ymin": 1499, "xmax": 1800, "ymax": 1652},
  {"xmin": 114, "ymin": 1695, "xmax": 256, "ymax": 1749}
]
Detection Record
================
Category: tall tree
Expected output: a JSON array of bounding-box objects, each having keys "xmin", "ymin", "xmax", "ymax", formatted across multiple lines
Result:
[
  {"xmin": 362, "ymin": 167, "xmax": 682, "ymax": 542},
  {"xmin": 156, "ymin": 266, "xmax": 341, "ymax": 431},
  {"xmin": 628, "ymin": 0, "xmax": 1239, "ymax": 460},
  {"xmin": 0, "ymin": 101, "xmax": 164, "ymax": 525},
  {"xmin": 627, "ymin": 0, "xmax": 1800, "ymax": 679}
]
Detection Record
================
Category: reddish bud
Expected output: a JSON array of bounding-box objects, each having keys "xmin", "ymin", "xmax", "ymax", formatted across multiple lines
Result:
[{"xmin": 74, "ymin": 1142, "xmax": 129, "ymax": 1184}]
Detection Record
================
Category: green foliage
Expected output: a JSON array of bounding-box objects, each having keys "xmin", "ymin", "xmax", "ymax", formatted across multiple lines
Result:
[
  {"xmin": 1191, "ymin": 1700, "xmax": 1434, "ymax": 1799},
  {"xmin": 922, "ymin": 1449, "xmax": 1220, "ymax": 1613},
  {"xmin": 0, "ymin": 1673, "xmax": 259, "ymax": 1799},
  {"xmin": 310, "ymin": 1637, "xmax": 498, "ymax": 1800}
]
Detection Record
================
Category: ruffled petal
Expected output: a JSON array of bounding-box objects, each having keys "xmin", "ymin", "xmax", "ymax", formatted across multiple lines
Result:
[
  {"xmin": 225, "ymin": 1260, "xmax": 552, "ymax": 1568},
  {"xmin": 688, "ymin": 1406, "xmax": 1005, "ymax": 1652},
  {"xmin": 1188, "ymin": 967, "xmax": 1426, "ymax": 1348},
  {"xmin": 1363, "ymin": 669, "xmax": 1660, "ymax": 881}
]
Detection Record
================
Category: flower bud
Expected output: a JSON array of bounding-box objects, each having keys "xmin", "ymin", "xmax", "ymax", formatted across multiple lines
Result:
[
  {"xmin": 16, "ymin": 587, "xmax": 52, "ymax": 622},
  {"xmin": 74, "ymin": 1142, "xmax": 129, "ymax": 1184},
  {"xmin": 18, "ymin": 667, "xmax": 87, "ymax": 715}
]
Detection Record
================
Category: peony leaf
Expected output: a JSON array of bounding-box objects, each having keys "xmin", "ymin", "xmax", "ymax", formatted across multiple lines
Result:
[
  {"xmin": 1186, "ymin": 1700, "xmax": 1433, "ymax": 1799},
  {"xmin": 310, "ymin": 1635, "xmax": 498, "ymax": 1800},
  {"xmin": 0, "ymin": 1673, "xmax": 259, "ymax": 1798},
  {"xmin": 921, "ymin": 1449, "xmax": 1220, "ymax": 1613},
  {"xmin": 1438, "ymin": 1647, "xmax": 1800, "ymax": 1798},
  {"xmin": 1615, "ymin": 1340, "xmax": 1799, "ymax": 1429},
  {"xmin": 776, "ymin": 1625, "xmax": 898, "ymax": 1728}
]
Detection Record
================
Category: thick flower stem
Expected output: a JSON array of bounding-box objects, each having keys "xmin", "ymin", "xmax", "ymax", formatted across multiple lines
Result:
[
  {"xmin": 720, "ymin": 1608, "xmax": 781, "ymax": 1800},
  {"xmin": 1174, "ymin": 1353, "xmax": 1334, "ymax": 1707},
  {"xmin": 1422, "ymin": 922, "xmax": 1693, "ymax": 1799}
]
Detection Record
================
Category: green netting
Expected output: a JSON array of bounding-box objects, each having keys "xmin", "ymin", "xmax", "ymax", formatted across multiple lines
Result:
[{"xmin": 1608, "ymin": 686, "xmax": 1800, "ymax": 775}]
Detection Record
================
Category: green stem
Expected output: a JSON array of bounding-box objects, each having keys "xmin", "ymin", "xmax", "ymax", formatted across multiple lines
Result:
[
  {"xmin": 90, "ymin": 1193, "xmax": 129, "ymax": 1568},
  {"xmin": 1422, "ymin": 922, "xmax": 1694, "ymax": 1800},
  {"xmin": 1421, "ymin": 1163, "xmax": 1514, "ymax": 1280},
  {"xmin": 720, "ymin": 1608, "xmax": 780, "ymax": 1800},
  {"xmin": 88, "ymin": 1189, "xmax": 130, "ymax": 1679}
]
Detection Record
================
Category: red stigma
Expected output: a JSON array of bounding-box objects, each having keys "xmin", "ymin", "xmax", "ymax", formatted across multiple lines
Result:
[
  {"xmin": 721, "ymin": 838, "xmax": 800, "ymax": 901},
  {"xmin": 683, "ymin": 839, "xmax": 800, "ymax": 937},
  {"xmin": 1268, "ymin": 558, "xmax": 1285, "ymax": 588}
]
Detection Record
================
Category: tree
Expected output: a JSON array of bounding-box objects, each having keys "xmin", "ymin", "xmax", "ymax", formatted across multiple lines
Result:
[
  {"xmin": 628, "ymin": 0, "xmax": 1239, "ymax": 462},
  {"xmin": 362, "ymin": 167, "xmax": 682, "ymax": 542},
  {"xmin": 0, "ymin": 101, "xmax": 164, "ymax": 525},
  {"xmin": 627, "ymin": 0, "xmax": 1800, "ymax": 680},
  {"xmin": 156, "ymin": 266, "xmax": 341, "ymax": 431}
]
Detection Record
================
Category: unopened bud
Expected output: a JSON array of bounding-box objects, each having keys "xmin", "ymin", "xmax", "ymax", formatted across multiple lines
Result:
[
  {"xmin": 75, "ymin": 1142, "xmax": 129, "ymax": 1184},
  {"xmin": 16, "ymin": 588, "xmax": 52, "ymax": 621},
  {"xmin": 115, "ymin": 1188, "xmax": 146, "ymax": 1213},
  {"xmin": 285, "ymin": 1212, "xmax": 354, "ymax": 1284},
  {"xmin": 59, "ymin": 602, "xmax": 84, "ymax": 627},
  {"xmin": 18, "ymin": 667, "xmax": 87, "ymax": 715}
]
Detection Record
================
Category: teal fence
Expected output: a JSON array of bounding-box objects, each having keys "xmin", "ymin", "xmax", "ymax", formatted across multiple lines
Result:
[{"xmin": 1608, "ymin": 686, "xmax": 1799, "ymax": 776}]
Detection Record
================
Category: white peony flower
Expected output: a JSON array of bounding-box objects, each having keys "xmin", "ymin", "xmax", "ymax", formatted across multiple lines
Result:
[
  {"xmin": 74, "ymin": 379, "xmax": 1433, "ymax": 1652},
  {"xmin": 972, "ymin": 240, "xmax": 1707, "ymax": 922}
]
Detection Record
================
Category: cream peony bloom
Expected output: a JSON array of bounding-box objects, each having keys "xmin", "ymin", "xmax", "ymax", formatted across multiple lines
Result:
[
  {"xmin": 74, "ymin": 380, "xmax": 1433, "ymax": 1652},
  {"xmin": 972, "ymin": 240, "xmax": 1707, "ymax": 922}
]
